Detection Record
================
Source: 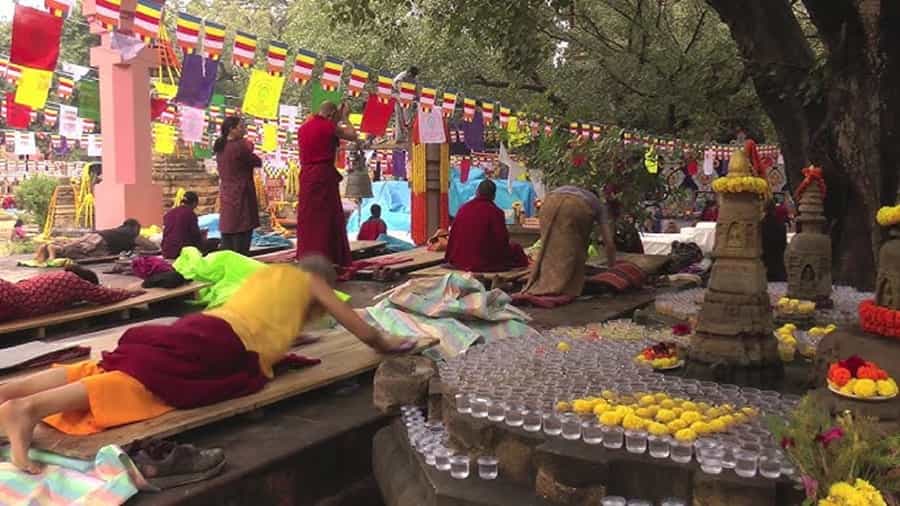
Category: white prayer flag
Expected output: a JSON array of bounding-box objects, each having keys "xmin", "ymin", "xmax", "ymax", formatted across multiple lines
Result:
[
  {"xmin": 14, "ymin": 131, "xmax": 36, "ymax": 156},
  {"xmin": 417, "ymin": 107, "xmax": 446, "ymax": 144},
  {"xmin": 87, "ymin": 134, "xmax": 102, "ymax": 156},
  {"xmin": 179, "ymin": 106, "xmax": 207, "ymax": 143},
  {"xmin": 58, "ymin": 105, "xmax": 83, "ymax": 139}
]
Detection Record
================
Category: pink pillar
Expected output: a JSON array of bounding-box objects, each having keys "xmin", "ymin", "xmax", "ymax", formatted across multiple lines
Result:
[{"xmin": 82, "ymin": 0, "xmax": 163, "ymax": 229}]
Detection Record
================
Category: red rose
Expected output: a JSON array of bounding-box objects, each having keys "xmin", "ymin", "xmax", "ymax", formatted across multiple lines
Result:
[{"xmin": 814, "ymin": 427, "xmax": 844, "ymax": 448}]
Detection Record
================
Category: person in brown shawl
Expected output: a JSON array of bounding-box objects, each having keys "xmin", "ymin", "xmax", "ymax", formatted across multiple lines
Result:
[{"xmin": 214, "ymin": 116, "xmax": 262, "ymax": 256}]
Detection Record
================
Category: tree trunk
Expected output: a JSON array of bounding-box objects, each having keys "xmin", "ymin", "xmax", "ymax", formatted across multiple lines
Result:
[{"xmin": 705, "ymin": 0, "xmax": 900, "ymax": 290}]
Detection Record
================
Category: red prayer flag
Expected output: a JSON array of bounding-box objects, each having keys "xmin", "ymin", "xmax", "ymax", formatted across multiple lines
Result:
[
  {"xmin": 150, "ymin": 98, "xmax": 168, "ymax": 120},
  {"xmin": 10, "ymin": 5, "xmax": 64, "ymax": 72},
  {"xmin": 360, "ymin": 94, "xmax": 395, "ymax": 137},
  {"xmin": 6, "ymin": 93, "xmax": 33, "ymax": 129}
]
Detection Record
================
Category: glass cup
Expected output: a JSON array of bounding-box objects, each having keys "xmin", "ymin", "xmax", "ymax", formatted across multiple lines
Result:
[
  {"xmin": 434, "ymin": 448, "xmax": 453, "ymax": 471},
  {"xmin": 602, "ymin": 426, "xmax": 624, "ymax": 450},
  {"xmin": 450, "ymin": 455, "xmax": 470, "ymax": 479},
  {"xmin": 505, "ymin": 404, "xmax": 525, "ymax": 427},
  {"xmin": 561, "ymin": 415, "xmax": 582, "ymax": 440},
  {"xmin": 600, "ymin": 497, "xmax": 627, "ymax": 506},
  {"xmin": 455, "ymin": 393, "xmax": 472, "ymax": 414},
  {"xmin": 670, "ymin": 439, "xmax": 693, "ymax": 464},
  {"xmin": 477, "ymin": 456, "xmax": 499, "ymax": 480},
  {"xmin": 648, "ymin": 435, "xmax": 670, "ymax": 458},
  {"xmin": 471, "ymin": 397, "xmax": 490, "ymax": 418},
  {"xmin": 424, "ymin": 444, "xmax": 441, "ymax": 466},
  {"xmin": 700, "ymin": 447, "xmax": 725, "ymax": 474},
  {"xmin": 661, "ymin": 498, "xmax": 687, "ymax": 506},
  {"xmin": 582, "ymin": 421, "xmax": 604, "ymax": 445},
  {"xmin": 720, "ymin": 443, "xmax": 737, "ymax": 469},
  {"xmin": 734, "ymin": 449, "xmax": 759, "ymax": 478},
  {"xmin": 759, "ymin": 450, "xmax": 782, "ymax": 479},
  {"xmin": 523, "ymin": 410, "xmax": 543, "ymax": 432},
  {"xmin": 542, "ymin": 413, "xmax": 563, "ymax": 436},
  {"xmin": 487, "ymin": 401, "xmax": 506, "ymax": 422},
  {"xmin": 625, "ymin": 430, "xmax": 648, "ymax": 454},
  {"xmin": 626, "ymin": 501, "xmax": 652, "ymax": 506}
]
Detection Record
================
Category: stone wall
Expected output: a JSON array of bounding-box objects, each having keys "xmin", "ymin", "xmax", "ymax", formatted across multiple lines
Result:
[{"xmin": 152, "ymin": 156, "xmax": 219, "ymax": 215}]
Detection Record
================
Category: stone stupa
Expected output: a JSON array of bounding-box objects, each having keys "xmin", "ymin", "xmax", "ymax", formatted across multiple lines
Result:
[
  {"xmin": 687, "ymin": 146, "xmax": 782, "ymax": 386},
  {"xmin": 785, "ymin": 167, "xmax": 832, "ymax": 307}
]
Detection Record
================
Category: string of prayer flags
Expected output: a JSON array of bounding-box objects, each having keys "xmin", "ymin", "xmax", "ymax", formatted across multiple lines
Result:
[
  {"xmin": 292, "ymin": 49, "xmax": 316, "ymax": 85},
  {"xmin": 441, "ymin": 91, "xmax": 457, "ymax": 118},
  {"xmin": 462, "ymin": 98, "xmax": 476, "ymax": 122},
  {"xmin": 77, "ymin": 80, "xmax": 100, "ymax": 122},
  {"xmin": 175, "ymin": 54, "xmax": 218, "ymax": 109},
  {"xmin": 347, "ymin": 66, "xmax": 370, "ymax": 97},
  {"xmin": 310, "ymin": 80, "xmax": 343, "ymax": 113},
  {"xmin": 203, "ymin": 20, "xmax": 226, "ymax": 60},
  {"xmin": 86, "ymin": 134, "xmax": 102, "ymax": 156},
  {"xmin": 43, "ymin": 107, "xmax": 58, "ymax": 127},
  {"xmin": 592, "ymin": 124, "xmax": 603, "ymax": 140},
  {"xmin": 15, "ymin": 67, "xmax": 54, "ymax": 110},
  {"xmin": 232, "ymin": 31, "xmax": 258, "ymax": 69},
  {"xmin": 45, "ymin": 0, "xmax": 74, "ymax": 17},
  {"xmin": 94, "ymin": 0, "xmax": 123, "ymax": 30},
  {"xmin": 569, "ymin": 122, "xmax": 579, "ymax": 135},
  {"xmin": 153, "ymin": 122, "xmax": 177, "ymax": 154},
  {"xmin": 320, "ymin": 57, "xmax": 344, "ymax": 92},
  {"xmin": 11, "ymin": 5, "xmax": 64, "ymax": 72},
  {"xmin": 481, "ymin": 102, "xmax": 495, "ymax": 124},
  {"xmin": 498, "ymin": 107, "xmax": 510, "ymax": 128},
  {"xmin": 241, "ymin": 69, "xmax": 284, "ymax": 120},
  {"xmin": 397, "ymin": 81, "xmax": 417, "ymax": 109},
  {"xmin": 279, "ymin": 104, "xmax": 299, "ymax": 132},
  {"xmin": 81, "ymin": 118, "xmax": 97, "ymax": 133},
  {"xmin": 133, "ymin": 0, "xmax": 164, "ymax": 43},
  {"xmin": 176, "ymin": 12, "xmax": 202, "ymax": 54},
  {"xmin": 644, "ymin": 145, "xmax": 659, "ymax": 174},
  {"xmin": 57, "ymin": 75, "xmax": 74, "ymax": 98},
  {"xmin": 5, "ymin": 94, "xmax": 32, "ymax": 129},
  {"xmin": 266, "ymin": 41, "xmax": 289, "ymax": 75},
  {"xmin": 419, "ymin": 87, "xmax": 436, "ymax": 113},
  {"xmin": 360, "ymin": 93, "xmax": 394, "ymax": 136},
  {"xmin": 4, "ymin": 64, "xmax": 21, "ymax": 85},
  {"xmin": 58, "ymin": 104, "xmax": 81, "ymax": 138},
  {"xmin": 581, "ymin": 123, "xmax": 592, "ymax": 139},
  {"xmin": 376, "ymin": 74, "xmax": 393, "ymax": 103},
  {"xmin": 178, "ymin": 105, "xmax": 206, "ymax": 143}
]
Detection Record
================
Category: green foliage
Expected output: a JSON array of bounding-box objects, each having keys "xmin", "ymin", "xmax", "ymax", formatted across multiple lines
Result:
[
  {"xmin": 14, "ymin": 175, "xmax": 59, "ymax": 229},
  {"xmin": 767, "ymin": 396, "xmax": 900, "ymax": 501}
]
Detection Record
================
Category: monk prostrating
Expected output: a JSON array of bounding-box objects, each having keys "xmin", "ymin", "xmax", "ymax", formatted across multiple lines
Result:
[{"xmin": 445, "ymin": 180, "xmax": 529, "ymax": 273}]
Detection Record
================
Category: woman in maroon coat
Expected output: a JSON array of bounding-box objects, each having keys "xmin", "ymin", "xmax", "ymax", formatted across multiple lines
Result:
[{"xmin": 214, "ymin": 117, "xmax": 262, "ymax": 255}]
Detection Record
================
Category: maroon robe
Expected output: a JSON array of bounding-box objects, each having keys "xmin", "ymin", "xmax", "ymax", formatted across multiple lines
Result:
[
  {"xmin": 161, "ymin": 204, "xmax": 203, "ymax": 259},
  {"xmin": 216, "ymin": 139, "xmax": 262, "ymax": 234},
  {"xmin": 357, "ymin": 218, "xmax": 387, "ymax": 241},
  {"xmin": 296, "ymin": 115, "xmax": 352, "ymax": 266},
  {"xmin": 445, "ymin": 196, "xmax": 528, "ymax": 272}
]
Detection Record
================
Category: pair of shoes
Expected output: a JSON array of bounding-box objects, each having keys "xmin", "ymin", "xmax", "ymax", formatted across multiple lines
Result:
[{"xmin": 124, "ymin": 438, "xmax": 226, "ymax": 490}]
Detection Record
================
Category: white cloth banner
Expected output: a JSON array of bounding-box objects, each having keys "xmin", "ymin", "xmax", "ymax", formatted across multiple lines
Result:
[
  {"xmin": 14, "ymin": 131, "xmax": 36, "ymax": 156},
  {"xmin": 178, "ymin": 106, "xmax": 207, "ymax": 143},
  {"xmin": 87, "ymin": 134, "xmax": 102, "ymax": 156},
  {"xmin": 703, "ymin": 149, "xmax": 715, "ymax": 175},
  {"xmin": 110, "ymin": 32, "xmax": 146, "ymax": 62},
  {"xmin": 499, "ymin": 142, "xmax": 525, "ymax": 192},
  {"xmin": 278, "ymin": 104, "xmax": 299, "ymax": 132},
  {"xmin": 58, "ymin": 105, "xmax": 83, "ymax": 139},
  {"xmin": 62, "ymin": 62, "xmax": 90, "ymax": 81},
  {"xmin": 417, "ymin": 107, "xmax": 446, "ymax": 144}
]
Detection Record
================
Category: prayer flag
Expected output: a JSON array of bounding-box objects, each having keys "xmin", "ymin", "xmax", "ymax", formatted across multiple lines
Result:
[
  {"xmin": 441, "ymin": 91, "xmax": 457, "ymax": 118},
  {"xmin": 58, "ymin": 104, "xmax": 82, "ymax": 138},
  {"xmin": 5, "ymin": 64, "xmax": 21, "ymax": 85},
  {"xmin": 11, "ymin": 5, "xmax": 64, "ymax": 72},
  {"xmin": 232, "ymin": 31, "xmax": 258, "ymax": 69},
  {"xmin": 153, "ymin": 81, "xmax": 178, "ymax": 100},
  {"xmin": 77, "ymin": 80, "xmax": 100, "ymax": 122},
  {"xmin": 347, "ymin": 66, "xmax": 370, "ymax": 97},
  {"xmin": 569, "ymin": 122, "xmax": 579, "ymax": 135},
  {"xmin": 241, "ymin": 69, "xmax": 284, "ymax": 120},
  {"xmin": 153, "ymin": 123, "xmax": 177, "ymax": 154},
  {"xmin": 292, "ymin": 49, "xmax": 316, "ymax": 85},
  {"xmin": 45, "ymin": 0, "xmax": 74, "ymax": 17},
  {"xmin": 15, "ymin": 67, "xmax": 54, "ymax": 109},
  {"xmin": 498, "ymin": 106, "xmax": 510, "ymax": 128},
  {"xmin": 398, "ymin": 81, "xmax": 417, "ymax": 109},
  {"xmin": 360, "ymin": 94, "xmax": 394, "ymax": 136},
  {"xmin": 279, "ymin": 104, "xmax": 299, "ymax": 132},
  {"xmin": 203, "ymin": 20, "xmax": 226, "ymax": 60},
  {"xmin": 419, "ymin": 87, "xmax": 436, "ymax": 113},
  {"xmin": 481, "ymin": 102, "xmax": 495, "ymax": 124},
  {"xmin": 581, "ymin": 123, "xmax": 592, "ymax": 139},
  {"xmin": 5, "ymin": 94, "xmax": 32, "ymax": 129},
  {"xmin": 179, "ymin": 105, "xmax": 206, "ymax": 143},
  {"xmin": 592, "ymin": 124, "xmax": 602, "ymax": 140},
  {"xmin": 13, "ymin": 131, "xmax": 37, "ymax": 155},
  {"xmin": 133, "ymin": 0, "xmax": 164, "ymax": 43},
  {"xmin": 175, "ymin": 53, "xmax": 218, "ymax": 109},
  {"xmin": 262, "ymin": 123, "xmax": 278, "ymax": 152},
  {"xmin": 94, "ymin": 0, "xmax": 123, "ymax": 30},
  {"xmin": 57, "ymin": 74, "xmax": 74, "ymax": 98},
  {"xmin": 150, "ymin": 98, "xmax": 168, "ymax": 120},
  {"xmin": 266, "ymin": 41, "xmax": 289, "ymax": 75},
  {"xmin": 81, "ymin": 118, "xmax": 97, "ymax": 133},
  {"xmin": 376, "ymin": 74, "xmax": 393, "ymax": 103},
  {"xmin": 416, "ymin": 107, "xmax": 446, "ymax": 144},
  {"xmin": 462, "ymin": 98, "xmax": 476, "ymax": 122},
  {"xmin": 320, "ymin": 57, "xmax": 344, "ymax": 92},
  {"xmin": 544, "ymin": 118, "xmax": 554, "ymax": 136},
  {"xmin": 43, "ymin": 107, "xmax": 58, "ymax": 127},
  {"xmin": 176, "ymin": 12, "xmax": 202, "ymax": 54},
  {"xmin": 310, "ymin": 80, "xmax": 343, "ymax": 113},
  {"xmin": 87, "ymin": 134, "xmax": 102, "ymax": 156}
]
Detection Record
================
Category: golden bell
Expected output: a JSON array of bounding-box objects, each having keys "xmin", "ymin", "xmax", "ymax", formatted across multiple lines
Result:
[{"xmin": 344, "ymin": 144, "xmax": 373, "ymax": 199}]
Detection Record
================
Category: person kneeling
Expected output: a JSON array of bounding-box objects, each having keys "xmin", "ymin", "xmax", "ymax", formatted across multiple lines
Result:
[
  {"xmin": 444, "ymin": 180, "xmax": 528, "ymax": 273},
  {"xmin": 0, "ymin": 256, "xmax": 414, "ymax": 473}
]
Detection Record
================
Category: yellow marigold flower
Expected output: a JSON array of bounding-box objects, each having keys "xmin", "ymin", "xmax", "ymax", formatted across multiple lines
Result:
[
  {"xmin": 655, "ymin": 409, "xmax": 676, "ymax": 423},
  {"xmin": 572, "ymin": 399, "xmax": 595, "ymax": 415},
  {"xmin": 647, "ymin": 422, "xmax": 669, "ymax": 436},
  {"xmin": 696, "ymin": 402, "xmax": 711, "ymax": 412},
  {"xmin": 670, "ymin": 407, "xmax": 684, "ymax": 417},
  {"xmin": 660, "ymin": 399, "xmax": 675, "ymax": 409},
  {"xmin": 622, "ymin": 414, "xmax": 647, "ymax": 431},
  {"xmin": 635, "ymin": 407, "xmax": 654, "ymax": 418},
  {"xmin": 674, "ymin": 428, "xmax": 697, "ymax": 442},
  {"xmin": 828, "ymin": 482, "xmax": 857, "ymax": 500},
  {"xmin": 707, "ymin": 419, "xmax": 727, "ymax": 433},
  {"xmin": 599, "ymin": 411, "xmax": 623, "ymax": 426},
  {"xmin": 556, "ymin": 341, "xmax": 571, "ymax": 352},
  {"xmin": 601, "ymin": 390, "xmax": 617, "ymax": 401},
  {"xmin": 681, "ymin": 401, "xmax": 698, "ymax": 411},
  {"xmin": 705, "ymin": 407, "xmax": 722, "ymax": 418},
  {"xmin": 717, "ymin": 415, "xmax": 735, "ymax": 427},
  {"xmin": 853, "ymin": 378, "xmax": 878, "ymax": 397},
  {"xmin": 740, "ymin": 407, "xmax": 758, "ymax": 417},
  {"xmin": 840, "ymin": 380, "xmax": 856, "ymax": 395},
  {"xmin": 689, "ymin": 421, "xmax": 711, "ymax": 435},
  {"xmin": 593, "ymin": 402, "xmax": 611, "ymax": 416},
  {"xmin": 667, "ymin": 419, "xmax": 688, "ymax": 432},
  {"xmin": 876, "ymin": 379, "xmax": 898, "ymax": 397},
  {"xmin": 680, "ymin": 410, "xmax": 702, "ymax": 425},
  {"xmin": 732, "ymin": 413, "xmax": 747, "ymax": 424},
  {"xmin": 639, "ymin": 395, "xmax": 656, "ymax": 407},
  {"xmin": 555, "ymin": 401, "xmax": 571, "ymax": 413},
  {"xmin": 654, "ymin": 393, "xmax": 669, "ymax": 402},
  {"xmin": 876, "ymin": 204, "xmax": 900, "ymax": 227}
]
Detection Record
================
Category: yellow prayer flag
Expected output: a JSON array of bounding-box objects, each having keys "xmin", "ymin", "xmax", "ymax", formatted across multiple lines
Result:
[
  {"xmin": 349, "ymin": 113, "xmax": 362, "ymax": 128},
  {"xmin": 242, "ymin": 70, "xmax": 285, "ymax": 120},
  {"xmin": 15, "ymin": 67, "xmax": 53, "ymax": 109},
  {"xmin": 507, "ymin": 116, "xmax": 518, "ymax": 133},
  {"xmin": 262, "ymin": 123, "xmax": 278, "ymax": 152},
  {"xmin": 153, "ymin": 123, "xmax": 176, "ymax": 154},
  {"xmin": 153, "ymin": 81, "xmax": 178, "ymax": 99}
]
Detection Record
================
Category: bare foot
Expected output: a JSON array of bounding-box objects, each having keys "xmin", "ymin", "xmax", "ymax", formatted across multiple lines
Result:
[{"xmin": 0, "ymin": 399, "xmax": 40, "ymax": 473}]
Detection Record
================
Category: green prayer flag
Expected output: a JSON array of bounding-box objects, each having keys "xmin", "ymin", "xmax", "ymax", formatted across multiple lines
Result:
[
  {"xmin": 310, "ymin": 80, "xmax": 343, "ymax": 113},
  {"xmin": 210, "ymin": 94, "xmax": 225, "ymax": 106},
  {"xmin": 77, "ymin": 80, "xmax": 100, "ymax": 122}
]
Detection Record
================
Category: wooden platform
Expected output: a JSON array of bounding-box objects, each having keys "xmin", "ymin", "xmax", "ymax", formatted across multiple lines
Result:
[
  {"xmin": 408, "ymin": 264, "xmax": 531, "ymax": 285},
  {"xmin": 0, "ymin": 322, "xmax": 435, "ymax": 459},
  {"xmin": 354, "ymin": 247, "xmax": 445, "ymax": 280},
  {"xmin": 255, "ymin": 240, "xmax": 387, "ymax": 263},
  {"xmin": 588, "ymin": 252, "xmax": 671, "ymax": 276},
  {"xmin": 0, "ymin": 282, "xmax": 205, "ymax": 338}
]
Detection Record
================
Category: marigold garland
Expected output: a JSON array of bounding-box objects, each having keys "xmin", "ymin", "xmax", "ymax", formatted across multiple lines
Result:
[
  {"xmin": 876, "ymin": 204, "xmax": 900, "ymax": 227},
  {"xmin": 818, "ymin": 478, "xmax": 887, "ymax": 506},
  {"xmin": 711, "ymin": 175, "xmax": 769, "ymax": 195},
  {"xmin": 795, "ymin": 165, "xmax": 826, "ymax": 201},
  {"xmin": 859, "ymin": 299, "xmax": 900, "ymax": 338}
]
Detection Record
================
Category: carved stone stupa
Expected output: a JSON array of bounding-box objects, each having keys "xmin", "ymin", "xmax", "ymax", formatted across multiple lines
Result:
[
  {"xmin": 785, "ymin": 168, "xmax": 832, "ymax": 306},
  {"xmin": 876, "ymin": 217, "xmax": 900, "ymax": 311},
  {"xmin": 689, "ymin": 147, "xmax": 780, "ymax": 383}
]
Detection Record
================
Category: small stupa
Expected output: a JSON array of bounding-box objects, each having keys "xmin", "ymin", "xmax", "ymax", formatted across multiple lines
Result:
[
  {"xmin": 688, "ymin": 144, "xmax": 781, "ymax": 385},
  {"xmin": 785, "ymin": 166, "xmax": 832, "ymax": 306},
  {"xmin": 861, "ymin": 188, "xmax": 900, "ymax": 333}
]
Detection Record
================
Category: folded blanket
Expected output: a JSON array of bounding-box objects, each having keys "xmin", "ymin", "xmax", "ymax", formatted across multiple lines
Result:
[{"xmin": 586, "ymin": 261, "xmax": 647, "ymax": 292}]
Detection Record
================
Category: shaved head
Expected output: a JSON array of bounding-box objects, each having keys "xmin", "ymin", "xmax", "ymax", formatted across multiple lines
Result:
[{"xmin": 318, "ymin": 101, "xmax": 337, "ymax": 118}]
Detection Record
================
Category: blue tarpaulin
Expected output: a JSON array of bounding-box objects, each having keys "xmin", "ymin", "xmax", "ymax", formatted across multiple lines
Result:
[
  {"xmin": 448, "ymin": 167, "xmax": 536, "ymax": 219},
  {"xmin": 346, "ymin": 181, "xmax": 412, "ymax": 233}
]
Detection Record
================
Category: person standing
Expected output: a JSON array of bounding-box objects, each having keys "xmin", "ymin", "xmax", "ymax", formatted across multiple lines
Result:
[
  {"xmin": 214, "ymin": 117, "xmax": 261, "ymax": 256},
  {"xmin": 391, "ymin": 66, "xmax": 419, "ymax": 144},
  {"xmin": 296, "ymin": 101, "xmax": 359, "ymax": 266}
]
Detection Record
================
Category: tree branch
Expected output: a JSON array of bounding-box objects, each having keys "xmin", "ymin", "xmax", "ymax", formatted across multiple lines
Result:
[
  {"xmin": 471, "ymin": 74, "xmax": 569, "ymax": 110},
  {"xmin": 683, "ymin": 9, "xmax": 708, "ymax": 55}
]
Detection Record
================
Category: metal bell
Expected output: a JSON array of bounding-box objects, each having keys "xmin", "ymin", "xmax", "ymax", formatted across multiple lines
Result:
[{"xmin": 344, "ymin": 143, "xmax": 373, "ymax": 199}]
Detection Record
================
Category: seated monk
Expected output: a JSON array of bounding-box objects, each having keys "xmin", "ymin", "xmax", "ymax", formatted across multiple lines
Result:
[
  {"xmin": 0, "ymin": 264, "xmax": 143, "ymax": 323},
  {"xmin": 0, "ymin": 256, "xmax": 415, "ymax": 473},
  {"xmin": 357, "ymin": 204, "xmax": 388, "ymax": 241},
  {"xmin": 161, "ymin": 191, "xmax": 214, "ymax": 259},
  {"xmin": 444, "ymin": 180, "xmax": 528, "ymax": 273},
  {"xmin": 34, "ymin": 219, "xmax": 153, "ymax": 263}
]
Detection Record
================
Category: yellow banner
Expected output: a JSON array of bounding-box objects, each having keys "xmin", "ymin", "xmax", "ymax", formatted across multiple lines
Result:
[
  {"xmin": 15, "ymin": 67, "xmax": 54, "ymax": 109},
  {"xmin": 262, "ymin": 123, "xmax": 278, "ymax": 152},
  {"xmin": 153, "ymin": 81, "xmax": 178, "ymax": 99},
  {"xmin": 153, "ymin": 123, "xmax": 176, "ymax": 154},
  {"xmin": 242, "ymin": 70, "xmax": 285, "ymax": 120}
]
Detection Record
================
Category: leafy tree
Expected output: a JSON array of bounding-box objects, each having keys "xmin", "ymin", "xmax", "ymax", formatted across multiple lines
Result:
[{"xmin": 15, "ymin": 174, "xmax": 59, "ymax": 228}]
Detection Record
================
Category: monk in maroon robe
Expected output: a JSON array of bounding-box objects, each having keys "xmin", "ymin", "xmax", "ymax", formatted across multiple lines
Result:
[
  {"xmin": 357, "ymin": 204, "xmax": 388, "ymax": 241},
  {"xmin": 297, "ymin": 101, "xmax": 359, "ymax": 266},
  {"xmin": 162, "ymin": 191, "xmax": 211, "ymax": 259},
  {"xmin": 214, "ymin": 117, "xmax": 262, "ymax": 256},
  {"xmin": 445, "ymin": 180, "xmax": 529, "ymax": 272}
]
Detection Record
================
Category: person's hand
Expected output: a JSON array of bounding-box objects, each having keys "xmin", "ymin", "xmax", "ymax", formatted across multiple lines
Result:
[{"xmin": 370, "ymin": 333, "xmax": 416, "ymax": 354}]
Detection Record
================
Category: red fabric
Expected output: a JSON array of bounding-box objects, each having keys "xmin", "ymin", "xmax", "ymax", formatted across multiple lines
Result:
[
  {"xmin": 511, "ymin": 293, "xmax": 575, "ymax": 308},
  {"xmin": 131, "ymin": 256, "xmax": 174, "ymax": 280},
  {"xmin": 10, "ymin": 5, "xmax": 63, "ymax": 71},
  {"xmin": 686, "ymin": 160, "xmax": 698, "ymax": 176},
  {"xmin": 150, "ymin": 98, "xmax": 168, "ymax": 120},
  {"xmin": 360, "ymin": 95, "xmax": 394, "ymax": 136},
  {"xmin": 99, "ymin": 314, "xmax": 270, "ymax": 409},
  {"xmin": 585, "ymin": 261, "xmax": 647, "ymax": 292},
  {"xmin": 775, "ymin": 204, "xmax": 790, "ymax": 225},
  {"xmin": 445, "ymin": 196, "xmax": 529, "ymax": 273},
  {"xmin": 6, "ymin": 93, "xmax": 32, "ymax": 129},
  {"xmin": 338, "ymin": 255, "xmax": 413, "ymax": 281},
  {"xmin": 298, "ymin": 115, "xmax": 337, "ymax": 166},
  {"xmin": 701, "ymin": 207, "xmax": 719, "ymax": 222},
  {"xmin": 357, "ymin": 218, "xmax": 387, "ymax": 241},
  {"xmin": 216, "ymin": 139, "xmax": 262, "ymax": 234},
  {"xmin": 161, "ymin": 204, "xmax": 203, "ymax": 259},
  {"xmin": 411, "ymin": 192, "xmax": 428, "ymax": 245},
  {"xmin": 460, "ymin": 158, "xmax": 471, "ymax": 183},
  {"xmin": 0, "ymin": 272, "xmax": 139, "ymax": 323},
  {"xmin": 296, "ymin": 163, "xmax": 352, "ymax": 266}
]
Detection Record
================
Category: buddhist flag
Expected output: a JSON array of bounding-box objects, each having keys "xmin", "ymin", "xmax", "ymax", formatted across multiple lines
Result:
[
  {"xmin": 419, "ymin": 87, "xmax": 436, "ymax": 113},
  {"xmin": 242, "ymin": 69, "xmax": 285, "ymax": 120},
  {"xmin": 45, "ymin": 0, "xmax": 74, "ymax": 17},
  {"xmin": 202, "ymin": 20, "xmax": 226, "ymax": 60},
  {"xmin": 462, "ymin": 98, "xmax": 476, "ymax": 122},
  {"xmin": 398, "ymin": 81, "xmax": 416, "ymax": 109},
  {"xmin": 320, "ymin": 57, "xmax": 344, "ymax": 92},
  {"xmin": 592, "ymin": 124, "xmax": 602, "ymax": 140},
  {"xmin": 94, "ymin": 0, "xmax": 123, "ymax": 30},
  {"xmin": 375, "ymin": 74, "xmax": 393, "ymax": 103},
  {"xmin": 581, "ymin": 123, "xmax": 592, "ymax": 139},
  {"xmin": 57, "ymin": 74, "xmax": 74, "ymax": 98},
  {"xmin": 441, "ymin": 91, "xmax": 457, "ymax": 118},
  {"xmin": 133, "ymin": 0, "xmax": 163, "ymax": 42},
  {"xmin": 347, "ymin": 66, "xmax": 370, "ymax": 97},
  {"xmin": 498, "ymin": 106, "xmax": 510, "ymax": 128},
  {"xmin": 176, "ymin": 12, "xmax": 202, "ymax": 55},
  {"xmin": 15, "ymin": 67, "xmax": 53, "ymax": 109},
  {"xmin": 544, "ymin": 118, "xmax": 554, "ymax": 136},
  {"xmin": 481, "ymin": 102, "xmax": 495, "ymax": 124},
  {"xmin": 292, "ymin": 49, "xmax": 316, "ymax": 85},
  {"xmin": 11, "ymin": 6, "xmax": 64, "ymax": 72},
  {"xmin": 43, "ymin": 107, "xmax": 58, "ymax": 127},
  {"xmin": 5, "ymin": 64, "xmax": 22, "ymax": 85},
  {"xmin": 266, "ymin": 41, "xmax": 289, "ymax": 75},
  {"xmin": 232, "ymin": 31, "xmax": 258, "ymax": 69},
  {"xmin": 153, "ymin": 122, "xmax": 177, "ymax": 154}
]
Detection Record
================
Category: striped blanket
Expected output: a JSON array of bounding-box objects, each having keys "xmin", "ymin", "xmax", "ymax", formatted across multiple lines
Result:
[
  {"xmin": 362, "ymin": 273, "xmax": 538, "ymax": 359},
  {"xmin": 0, "ymin": 445, "xmax": 138, "ymax": 505}
]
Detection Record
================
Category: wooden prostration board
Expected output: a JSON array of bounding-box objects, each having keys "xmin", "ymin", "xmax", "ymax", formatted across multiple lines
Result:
[
  {"xmin": 0, "ymin": 282, "xmax": 206, "ymax": 337},
  {"xmin": 255, "ymin": 240, "xmax": 386, "ymax": 263},
  {"xmin": 408, "ymin": 264, "xmax": 531, "ymax": 283},
  {"xmin": 0, "ymin": 323, "xmax": 436, "ymax": 459},
  {"xmin": 355, "ymin": 247, "xmax": 445, "ymax": 275}
]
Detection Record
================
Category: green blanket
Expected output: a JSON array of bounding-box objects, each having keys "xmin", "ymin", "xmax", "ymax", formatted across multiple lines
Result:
[{"xmin": 17, "ymin": 258, "xmax": 72, "ymax": 268}]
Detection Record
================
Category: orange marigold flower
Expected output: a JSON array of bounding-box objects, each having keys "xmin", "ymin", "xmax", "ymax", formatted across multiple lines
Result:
[
  {"xmin": 857, "ymin": 366, "xmax": 880, "ymax": 381},
  {"xmin": 828, "ymin": 366, "xmax": 852, "ymax": 387}
]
